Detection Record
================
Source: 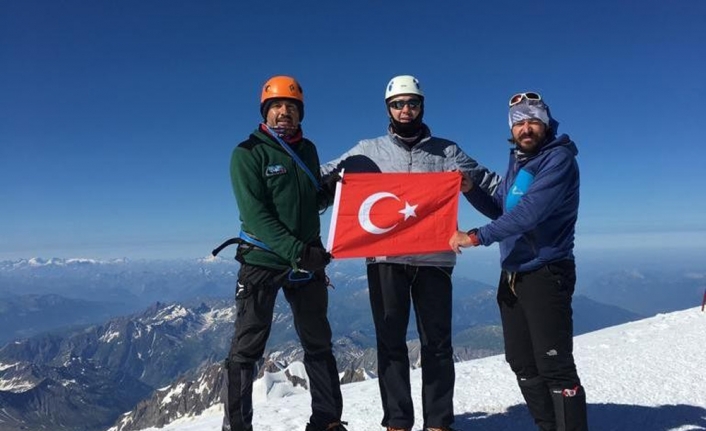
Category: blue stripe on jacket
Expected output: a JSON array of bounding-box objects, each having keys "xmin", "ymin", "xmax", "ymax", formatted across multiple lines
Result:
[{"xmin": 467, "ymin": 134, "xmax": 579, "ymax": 272}]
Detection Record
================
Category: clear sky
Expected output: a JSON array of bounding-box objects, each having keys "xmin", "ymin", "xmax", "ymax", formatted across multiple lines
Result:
[{"xmin": 2, "ymin": 0, "xmax": 705, "ymax": 261}]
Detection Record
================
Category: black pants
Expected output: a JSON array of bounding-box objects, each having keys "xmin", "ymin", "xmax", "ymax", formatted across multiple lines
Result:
[
  {"xmin": 498, "ymin": 260, "xmax": 588, "ymax": 431},
  {"xmin": 367, "ymin": 263, "xmax": 455, "ymax": 430},
  {"xmin": 223, "ymin": 263, "xmax": 343, "ymax": 431}
]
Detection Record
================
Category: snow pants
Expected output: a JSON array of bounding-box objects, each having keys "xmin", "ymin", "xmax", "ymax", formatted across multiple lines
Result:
[
  {"xmin": 497, "ymin": 259, "xmax": 588, "ymax": 431},
  {"xmin": 367, "ymin": 263, "xmax": 455, "ymax": 430},
  {"xmin": 222, "ymin": 263, "xmax": 343, "ymax": 431}
]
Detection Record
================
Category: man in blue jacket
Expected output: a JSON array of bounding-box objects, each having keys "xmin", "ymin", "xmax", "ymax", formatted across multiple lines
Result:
[{"xmin": 450, "ymin": 92, "xmax": 588, "ymax": 431}]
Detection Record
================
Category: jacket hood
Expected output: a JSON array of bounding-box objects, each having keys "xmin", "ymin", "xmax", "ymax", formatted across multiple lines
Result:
[{"xmin": 542, "ymin": 133, "xmax": 578, "ymax": 156}]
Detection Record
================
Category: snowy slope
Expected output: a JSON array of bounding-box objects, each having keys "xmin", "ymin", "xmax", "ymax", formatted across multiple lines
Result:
[{"xmin": 138, "ymin": 307, "xmax": 706, "ymax": 431}]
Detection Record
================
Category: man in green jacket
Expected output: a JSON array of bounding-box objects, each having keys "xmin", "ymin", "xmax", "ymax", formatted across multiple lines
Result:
[{"xmin": 223, "ymin": 76, "xmax": 346, "ymax": 431}]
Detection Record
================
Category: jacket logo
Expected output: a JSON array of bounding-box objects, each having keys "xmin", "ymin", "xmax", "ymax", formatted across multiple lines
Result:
[{"xmin": 265, "ymin": 164, "xmax": 287, "ymax": 177}]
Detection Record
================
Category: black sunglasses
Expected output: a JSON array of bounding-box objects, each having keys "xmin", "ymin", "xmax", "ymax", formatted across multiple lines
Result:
[{"xmin": 388, "ymin": 99, "xmax": 422, "ymax": 110}]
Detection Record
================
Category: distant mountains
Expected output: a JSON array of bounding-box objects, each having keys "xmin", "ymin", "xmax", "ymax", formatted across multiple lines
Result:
[
  {"xmin": 0, "ymin": 257, "xmax": 701, "ymax": 430},
  {"xmin": 0, "ymin": 257, "xmax": 237, "ymax": 307},
  {"xmin": 0, "ymin": 257, "xmax": 237, "ymax": 344},
  {"xmin": 581, "ymin": 269, "xmax": 706, "ymax": 316},
  {"xmin": 0, "ymin": 301, "xmax": 231, "ymax": 431},
  {"xmin": 0, "ymin": 360, "xmax": 152, "ymax": 431},
  {"xmin": 0, "ymin": 299, "xmax": 382, "ymax": 431},
  {"xmin": 0, "ymin": 293, "xmax": 134, "ymax": 345}
]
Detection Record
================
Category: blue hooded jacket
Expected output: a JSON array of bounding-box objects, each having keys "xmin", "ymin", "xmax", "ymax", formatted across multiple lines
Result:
[{"xmin": 467, "ymin": 134, "xmax": 579, "ymax": 272}]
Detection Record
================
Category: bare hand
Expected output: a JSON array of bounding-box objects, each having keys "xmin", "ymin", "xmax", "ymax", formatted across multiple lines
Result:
[{"xmin": 449, "ymin": 230, "xmax": 472, "ymax": 254}]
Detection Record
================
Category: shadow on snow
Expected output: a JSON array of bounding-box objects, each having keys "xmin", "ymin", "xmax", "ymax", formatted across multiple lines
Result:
[{"xmin": 454, "ymin": 403, "xmax": 706, "ymax": 431}]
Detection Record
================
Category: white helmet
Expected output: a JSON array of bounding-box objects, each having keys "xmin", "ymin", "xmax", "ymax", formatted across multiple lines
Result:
[{"xmin": 385, "ymin": 75, "xmax": 424, "ymax": 101}]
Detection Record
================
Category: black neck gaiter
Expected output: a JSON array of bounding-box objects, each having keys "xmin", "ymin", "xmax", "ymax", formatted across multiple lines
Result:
[{"xmin": 388, "ymin": 105, "xmax": 425, "ymax": 138}]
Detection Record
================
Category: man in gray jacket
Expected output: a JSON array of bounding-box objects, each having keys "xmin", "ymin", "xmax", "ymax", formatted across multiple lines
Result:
[{"xmin": 321, "ymin": 75, "xmax": 499, "ymax": 431}]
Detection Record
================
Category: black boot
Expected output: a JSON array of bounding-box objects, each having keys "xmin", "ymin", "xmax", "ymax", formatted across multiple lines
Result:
[
  {"xmin": 518, "ymin": 376, "xmax": 557, "ymax": 430},
  {"xmin": 222, "ymin": 360, "xmax": 255, "ymax": 431},
  {"xmin": 305, "ymin": 421, "xmax": 348, "ymax": 431},
  {"xmin": 550, "ymin": 385, "xmax": 588, "ymax": 431}
]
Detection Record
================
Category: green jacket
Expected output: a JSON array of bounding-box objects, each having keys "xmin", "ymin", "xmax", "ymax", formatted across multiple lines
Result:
[{"xmin": 230, "ymin": 128, "xmax": 326, "ymax": 270}]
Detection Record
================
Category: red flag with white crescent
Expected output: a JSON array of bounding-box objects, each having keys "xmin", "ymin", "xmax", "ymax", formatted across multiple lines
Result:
[{"xmin": 326, "ymin": 172, "xmax": 461, "ymax": 258}]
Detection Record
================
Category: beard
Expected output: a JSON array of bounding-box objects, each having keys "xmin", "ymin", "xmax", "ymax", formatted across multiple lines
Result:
[{"xmin": 514, "ymin": 130, "xmax": 546, "ymax": 152}]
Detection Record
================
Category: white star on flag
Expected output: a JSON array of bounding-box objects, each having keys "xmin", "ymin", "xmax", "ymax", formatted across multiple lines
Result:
[{"xmin": 398, "ymin": 202, "xmax": 418, "ymax": 221}]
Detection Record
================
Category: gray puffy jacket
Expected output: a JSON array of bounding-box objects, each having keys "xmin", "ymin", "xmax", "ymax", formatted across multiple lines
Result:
[{"xmin": 321, "ymin": 125, "xmax": 500, "ymax": 267}]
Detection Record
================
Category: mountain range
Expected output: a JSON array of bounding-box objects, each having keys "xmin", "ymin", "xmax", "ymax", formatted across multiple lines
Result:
[
  {"xmin": 0, "ymin": 257, "xmax": 702, "ymax": 430},
  {"xmin": 126, "ymin": 306, "xmax": 706, "ymax": 431}
]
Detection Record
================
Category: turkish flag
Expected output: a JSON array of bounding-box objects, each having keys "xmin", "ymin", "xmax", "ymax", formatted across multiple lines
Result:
[{"xmin": 326, "ymin": 172, "xmax": 462, "ymax": 258}]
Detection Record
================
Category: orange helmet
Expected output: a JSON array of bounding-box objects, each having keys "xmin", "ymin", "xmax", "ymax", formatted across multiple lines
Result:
[{"xmin": 260, "ymin": 75, "xmax": 305, "ymax": 120}]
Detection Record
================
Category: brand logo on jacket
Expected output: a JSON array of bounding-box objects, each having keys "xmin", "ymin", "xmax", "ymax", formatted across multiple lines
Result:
[{"xmin": 265, "ymin": 164, "xmax": 287, "ymax": 176}]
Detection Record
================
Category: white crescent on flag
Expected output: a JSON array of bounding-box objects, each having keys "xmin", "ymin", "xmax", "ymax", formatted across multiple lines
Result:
[{"xmin": 358, "ymin": 192, "xmax": 399, "ymax": 234}]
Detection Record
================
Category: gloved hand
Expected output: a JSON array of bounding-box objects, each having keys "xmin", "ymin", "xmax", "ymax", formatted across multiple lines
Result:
[
  {"xmin": 452, "ymin": 170, "xmax": 474, "ymax": 193},
  {"xmin": 297, "ymin": 245, "xmax": 332, "ymax": 272},
  {"xmin": 321, "ymin": 172, "xmax": 342, "ymax": 198},
  {"xmin": 460, "ymin": 172, "xmax": 474, "ymax": 193}
]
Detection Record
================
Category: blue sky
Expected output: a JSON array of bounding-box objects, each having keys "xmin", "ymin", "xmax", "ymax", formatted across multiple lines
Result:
[{"xmin": 2, "ymin": 0, "xmax": 705, "ymax": 265}]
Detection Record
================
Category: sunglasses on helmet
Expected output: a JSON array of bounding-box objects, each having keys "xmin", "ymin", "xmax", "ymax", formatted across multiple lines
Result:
[
  {"xmin": 509, "ymin": 92, "xmax": 542, "ymax": 107},
  {"xmin": 388, "ymin": 98, "xmax": 422, "ymax": 110}
]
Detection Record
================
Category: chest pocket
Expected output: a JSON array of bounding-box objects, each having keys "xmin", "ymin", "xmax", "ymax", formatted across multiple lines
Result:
[
  {"xmin": 411, "ymin": 151, "xmax": 446, "ymax": 172},
  {"xmin": 264, "ymin": 161, "xmax": 296, "ymax": 195},
  {"xmin": 506, "ymin": 169, "xmax": 535, "ymax": 210}
]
